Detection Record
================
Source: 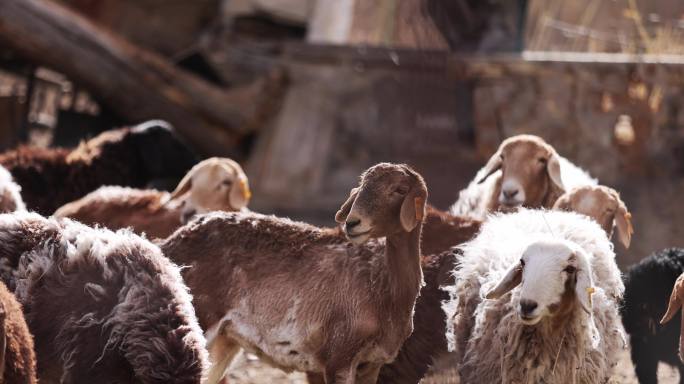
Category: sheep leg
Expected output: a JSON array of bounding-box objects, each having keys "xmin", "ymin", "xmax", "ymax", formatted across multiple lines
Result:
[
  {"xmin": 630, "ymin": 340, "xmax": 658, "ymax": 384},
  {"xmin": 205, "ymin": 336, "xmax": 240, "ymax": 384},
  {"xmin": 324, "ymin": 363, "xmax": 357, "ymax": 384}
]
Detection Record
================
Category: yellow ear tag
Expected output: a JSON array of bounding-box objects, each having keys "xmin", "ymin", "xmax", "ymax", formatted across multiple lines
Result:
[
  {"xmin": 240, "ymin": 179, "xmax": 252, "ymax": 200},
  {"xmin": 586, "ymin": 287, "xmax": 595, "ymax": 304}
]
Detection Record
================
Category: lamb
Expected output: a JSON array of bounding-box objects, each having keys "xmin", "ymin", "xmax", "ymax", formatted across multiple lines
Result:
[
  {"xmin": 0, "ymin": 280, "xmax": 36, "ymax": 384},
  {"xmin": 553, "ymin": 185, "xmax": 634, "ymax": 249},
  {"xmin": 443, "ymin": 209, "xmax": 625, "ymax": 383},
  {"xmin": 54, "ymin": 157, "xmax": 251, "ymax": 239},
  {"xmin": 0, "ymin": 120, "xmax": 198, "ymax": 215},
  {"xmin": 622, "ymin": 248, "xmax": 684, "ymax": 383},
  {"xmin": 161, "ymin": 162, "xmax": 427, "ymax": 384},
  {"xmin": 449, "ymin": 135, "xmax": 597, "ymax": 220},
  {"xmin": 0, "ymin": 166, "xmax": 25, "ymax": 214},
  {"xmin": 0, "ymin": 211, "xmax": 208, "ymax": 383}
]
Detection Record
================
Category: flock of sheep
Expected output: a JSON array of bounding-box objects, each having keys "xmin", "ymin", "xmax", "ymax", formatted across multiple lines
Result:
[{"xmin": 0, "ymin": 122, "xmax": 680, "ymax": 384}]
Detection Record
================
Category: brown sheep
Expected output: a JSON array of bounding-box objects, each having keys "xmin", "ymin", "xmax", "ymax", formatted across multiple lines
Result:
[
  {"xmin": 0, "ymin": 120, "xmax": 197, "ymax": 215},
  {"xmin": 54, "ymin": 157, "xmax": 250, "ymax": 239},
  {"xmin": 161, "ymin": 163, "xmax": 427, "ymax": 384},
  {"xmin": 0, "ymin": 280, "xmax": 36, "ymax": 384},
  {"xmin": 450, "ymin": 134, "xmax": 596, "ymax": 220},
  {"xmin": 0, "ymin": 212, "xmax": 208, "ymax": 383},
  {"xmin": 553, "ymin": 185, "xmax": 634, "ymax": 249}
]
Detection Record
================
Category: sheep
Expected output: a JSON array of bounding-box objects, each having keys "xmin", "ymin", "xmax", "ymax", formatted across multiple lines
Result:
[
  {"xmin": 553, "ymin": 185, "xmax": 634, "ymax": 249},
  {"xmin": 443, "ymin": 209, "xmax": 625, "ymax": 383},
  {"xmin": 0, "ymin": 120, "xmax": 198, "ymax": 215},
  {"xmin": 0, "ymin": 211, "xmax": 208, "ymax": 383},
  {"xmin": 54, "ymin": 157, "xmax": 251, "ymax": 239},
  {"xmin": 420, "ymin": 205, "xmax": 481, "ymax": 256},
  {"xmin": 0, "ymin": 280, "xmax": 36, "ymax": 384},
  {"xmin": 161, "ymin": 162, "xmax": 428, "ymax": 384},
  {"xmin": 622, "ymin": 248, "xmax": 684, "ymax": 383},
  {"xmin": 0, "ymin": 166, "xmax": 25, "ymax": 214},
  {"xmin": 449, "ymin": 135, "xmax": 597, "ymax": 220}
]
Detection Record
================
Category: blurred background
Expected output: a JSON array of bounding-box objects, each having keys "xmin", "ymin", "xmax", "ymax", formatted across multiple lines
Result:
[{"xmin": 1, "ymin": 0, "xmax": 684, "ymax": 271}]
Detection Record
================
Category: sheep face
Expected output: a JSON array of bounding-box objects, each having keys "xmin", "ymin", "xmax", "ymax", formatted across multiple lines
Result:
[
  {"xmin": 486, "ymin": 239, "xmax": 595, "ymax": 326},
  {"xmin": 335, "ymin": 163, "xmax": 427, "ymax": 245},
  {"xmin": 553, "ymin": 185, "xmax": 633, "ymax": 248},
  {"xmin": 478, "ymin": 135, "xmax": 564, "ymax": 209},
  {"xmin": 170, "ymin": 157, "xmax": 251, "ymax": 223}
]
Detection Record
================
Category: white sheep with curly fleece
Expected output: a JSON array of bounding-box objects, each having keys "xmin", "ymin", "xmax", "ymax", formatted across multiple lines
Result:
[{"xmin": 443, "ymin": 208, "xmax": 625, "ymax": 384}]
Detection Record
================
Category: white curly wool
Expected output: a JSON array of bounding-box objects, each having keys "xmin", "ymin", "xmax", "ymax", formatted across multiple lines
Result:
[{"xmin": 443, "ymin": 209, "xmax": 624, "ymax": 384}]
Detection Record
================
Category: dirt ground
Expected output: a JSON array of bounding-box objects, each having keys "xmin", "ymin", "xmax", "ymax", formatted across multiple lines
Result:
[{"xmin": 226, "ymin": 347, "xmax": 680, "ymax": 383}]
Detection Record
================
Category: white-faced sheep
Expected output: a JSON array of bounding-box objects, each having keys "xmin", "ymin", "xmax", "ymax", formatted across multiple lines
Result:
[
  {"xmin": 0, "ymin": 120, "xmax": 198, "ymax": 215},
  {"xmin": 0, "ymin": 280, "xmax": 36, "ymax": 384},
  {"xmin": 444, "ymin": 209, "xmax": 624, "ymax": 383},
  {"xmin": 161, "ymin": 162, "xmax": 427, "ymax": 384},
  {"xmin": 0, "ymin": 211, "xmax": 208, "ymax": 383},
  {"xmin": 54, "ymin": 157, "xmax": 251, "ymax": 239},
  {"xmin": 449, "ymin": 135, "xmax": 597, "ymax": 220},
  {"xmin": 0, "ymin": 165, "xmax": 25, "ymax": 214},
  {"xmin": 553, "ymin": 185, "xmax": 634, "ymax": 249}
]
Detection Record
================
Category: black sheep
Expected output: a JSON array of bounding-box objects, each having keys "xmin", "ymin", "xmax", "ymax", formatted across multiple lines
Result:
[
  {"xmin": 0, "ymin": 120, "xmax": 198, "ymax": 215},
  {"xmin": 622, "ymin": 248, "xmax": 684, "ymax": 384}
]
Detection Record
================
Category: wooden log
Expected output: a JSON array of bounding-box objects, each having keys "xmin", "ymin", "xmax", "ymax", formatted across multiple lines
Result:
[{"xmin": 0, "ymin": 0, "xmax": 284, "ymax": 155}]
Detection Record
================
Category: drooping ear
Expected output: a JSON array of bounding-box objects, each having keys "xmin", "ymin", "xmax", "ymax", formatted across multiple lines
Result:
[
  {"xmin": 399, "ymin": 190, "xmax": 426, "ymax": 232},
  {"xmin": 574, "ymin": 250, "xmax": 595, "ymax": 315},
  {"xmin": 546, "ymin": 154, "xmax": 565, "ymax": 190},
  {"xmin": 477, "ymin": 149, "xmax": 503, "ymax": 184},
  {"xmin": 335, "ymin": 187, "xmax": 359, "ymax": 223},
  {"xmin": 222, "ymin": 160, "xmax": 251, "ymax": 210},
  {"xmin": 661, "ymin": 274, "xmax": 684, "ymax": 362},
  {"xmin": 486, "ymin": 263, "xmax": 522, "ymax": 300},
  {"xmin": 614, "ymin": 195, "xmax": 634, "ymax": 249}
]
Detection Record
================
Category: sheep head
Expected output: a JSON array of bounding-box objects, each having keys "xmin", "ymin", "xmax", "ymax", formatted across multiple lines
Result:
[
  {"xmin": 486, "ymin": 239, "xmax": 597, "ymax": 329},
  {"xmin": 478, "ymin": 135, "xmax": 564, "ymax": 210},
  {"xmin": 335, "ymin": 163, "xmax": 427, "ymax": 245},
  {"xmin": 169, "ymin": 157, "xmax": 251, "ymax": 223},
  {"xmin": 661, "ymin": 272, "xmax": 684, "ymax": 363},
  {"xmin": 553, "ymin": 185, "xmax": 633, "ymax": 248}
]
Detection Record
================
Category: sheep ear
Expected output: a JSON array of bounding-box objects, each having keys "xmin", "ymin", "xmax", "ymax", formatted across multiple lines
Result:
[
  {"xmin": 547, "ymin": 154, "xmax": 565, "ymax": 190},
  {"xmin": 335, "ymin": 188, "xmax": 359, "ymax": 223},
  {"xmin": 221, "ymin": 160, "xmax": 251, "ymax": 211},
  {"xmin": 486, "ymin": 263, "xmax": 522, "ymax": 299},
  {"xmin": 661, "ymin": 275, "xmax": 684, "ymax": 325},
  {"xmin": 614, "ymin": 197, "xmax": 633, "ymax": 249},
  {"xmin": 477, "ymin": 150, "xmax": 502, "ymax": 184},
  {"xmin": 574, "ymin": 251, "xmax": 594, "ymax": 315},
  {"xmin": 169, "ymin": 169, "xmax": 194, "ymax": 200},
  {"xmin": 400, "ymin": 191, "xmax": 425, "ymax": 232}
]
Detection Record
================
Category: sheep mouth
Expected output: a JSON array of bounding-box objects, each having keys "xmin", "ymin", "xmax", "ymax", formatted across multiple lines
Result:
[
  {"xmin": 346, "ymin": 230, "xmax": 371, "ymax": 244},
  {"xmin": 519, "ymin": 314, "xmax": 541, "ymax": 325}
]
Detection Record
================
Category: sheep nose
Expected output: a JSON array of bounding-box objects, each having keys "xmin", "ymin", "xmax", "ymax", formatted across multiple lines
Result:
[
  {"xmin": 520, "ymin": 300, "xmax": 538, "ymax": 316},
  {"xmin": 345, "ymin": 219, "xmax": 361, "ymax": 232},
  {"xmin": 503, "ymin": 188, "xmax": 519, "ymax": 199}
]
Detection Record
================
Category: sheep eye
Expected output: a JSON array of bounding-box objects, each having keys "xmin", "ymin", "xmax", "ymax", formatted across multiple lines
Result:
[
  {"xmin": 520, "ymin": 259, "xmax": 525, "ymax": 267},
  {"xmin": 564, "ymin": 265, "xmax": 576, "ymax": 273},
  {"xmin": 221, "ymin": 180, "xmax": 233, "ymax": 187},
  {"xmin": 538, "ymin": 157, "xmax": 548, "ymax": 164}
]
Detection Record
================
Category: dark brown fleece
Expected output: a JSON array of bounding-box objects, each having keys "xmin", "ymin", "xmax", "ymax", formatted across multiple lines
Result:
[
  {"xmin": 0, "ymin": 280, "xmax": 36, "ymax": 384},
  {"xmin": 0, "ymin": 213, "xmax": 207, "ymax": 384},
  {"xmin": 0, "ymin": 123, "xmax": 197, "ymax": 215},
  {"xmin": 421, "ymin": 205, "xmax": 481, "ymax": 256}
]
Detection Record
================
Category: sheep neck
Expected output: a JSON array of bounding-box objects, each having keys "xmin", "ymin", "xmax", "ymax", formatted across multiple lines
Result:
[{"xmin": 382, "ymin": 224, "xmax": 423, "ymax": 311}]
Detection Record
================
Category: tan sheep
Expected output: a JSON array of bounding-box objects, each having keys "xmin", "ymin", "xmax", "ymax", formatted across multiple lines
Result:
[
  {"xmin": 553, "ymin": 185, "xmax": 634, "ymax": 249},
  {"xmin": 450, "ymin": 134, "xmax": 596, "ymax": 220},
  {"xmin": 54, "ymin": 157, "xmax": 250, "ymax": 239}
]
